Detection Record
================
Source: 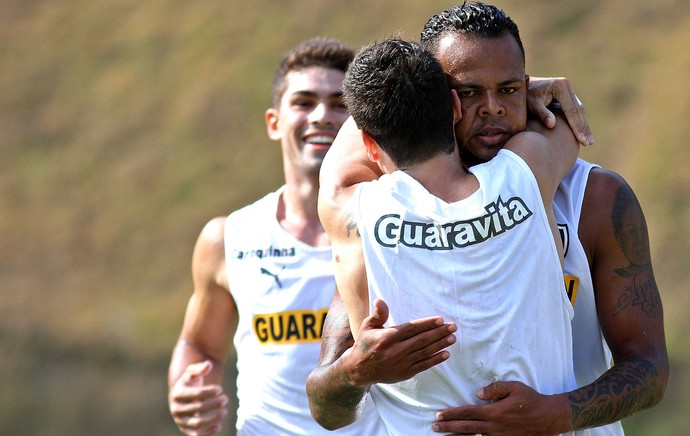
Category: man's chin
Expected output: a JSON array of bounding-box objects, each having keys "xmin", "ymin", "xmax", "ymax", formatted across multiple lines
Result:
[{"xmin": 461, "ymin": 148, "xmax": 499, "ymax": 168}]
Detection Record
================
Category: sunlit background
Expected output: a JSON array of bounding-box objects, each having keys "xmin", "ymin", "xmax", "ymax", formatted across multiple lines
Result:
[{"xmin": 2, "ymin": 0, "xmax": 689, "ymax": 434}]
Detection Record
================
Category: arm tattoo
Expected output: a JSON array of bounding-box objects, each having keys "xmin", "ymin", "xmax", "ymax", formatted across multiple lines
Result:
[
  {"xmin": 610, "ymin": 184, "xmax": 660, "ymax": 318},
  {"xmin": 568, "ymin": 356, "xmax": 659, "ymax": 428},
  {"xmin": 345, "ymin": 214, "xmax": 360, "ymax": 239}
]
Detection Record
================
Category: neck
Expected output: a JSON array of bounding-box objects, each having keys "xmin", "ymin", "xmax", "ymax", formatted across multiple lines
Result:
[
  {"xmin": 277, "ymin": 172, "xmax": 329, "ymax": 247},
  {"xmin": 401, "ymin": 148, "xmax": 474, "ymax": 202}
]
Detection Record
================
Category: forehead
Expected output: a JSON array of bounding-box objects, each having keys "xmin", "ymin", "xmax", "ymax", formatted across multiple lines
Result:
[
  {"xmin": 280, "ymin": 66, "xmax": 345, "ymax": 101},
  {"xmin": 434, "ymin": 34, "xmax": 524, "ymax": 84}
]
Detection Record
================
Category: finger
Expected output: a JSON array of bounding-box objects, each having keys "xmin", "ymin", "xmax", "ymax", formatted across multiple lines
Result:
[
  {"xmin": 172, "ymin": 392, "xmax": 228, "ymax": 417},
  {"xmin": 432, "ymin": 413, "xmax": 488, "ymax": 434},
  {"xmin": 367, "ymin": 298, "xmax": 390, "ymax": 328},
  {"xmin": 390, "ymin": 316, "xmax": 450, "ymax": 342},
  {"xmin": 477, "ymin": 381, "xmax": 512, "ymax": 401},
  {"xmin": 175, "ymin": 404, "xmax": 228, "ymax": 434},
  {"xmin": 531, "ymin": 103, "xmax": 557, "ymax": 129},
  {"xmin": 404, "ymin": 322, "xmax": 456, "ymax": 355},
  {"xmin": 172, "ymin": 384, "xmax": 224, "ymax": 404},
  {"xmin": 556, "ymin": 87, "xmax": 593, "ymax": 146},
  {"xmin": 435, "ymin": 404, "xmax": 485, "ymax": 421},
  {"xmin": 408, "ymin": 349, "xmax": 451, "ymax": 375}
]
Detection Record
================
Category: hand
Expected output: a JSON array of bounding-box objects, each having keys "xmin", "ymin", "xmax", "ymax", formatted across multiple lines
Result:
[
  {"xmin": 432, "ymin": 381, "xmax": 570, "ymax": 435},
  {"xmin": 343, "ymin": 298, "xmax": 457, "ymax": 387},
  {"xmin": 528, "ymin": 76, "xmax": 594, "ymax": 146},
  {"xmin": 169, "ymin": 360, "xmax": 229, "ymax": 436}
]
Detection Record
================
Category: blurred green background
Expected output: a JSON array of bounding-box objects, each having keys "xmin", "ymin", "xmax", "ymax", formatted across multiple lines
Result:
[{"xmin": 2, "ymin": 0, "xmax": 689, "ymax": 434}]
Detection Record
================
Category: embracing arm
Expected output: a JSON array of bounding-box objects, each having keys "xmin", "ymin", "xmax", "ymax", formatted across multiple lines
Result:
[
  {"xmin": 431, "ymin": 170, "xmax": 668, "ymax": 435},
  {"xmin": 307, "ymin": 290, "xmax": 457, "ymax": 430},
  {"xmin": 568, "ymin": 168, "xmax": 668, "ymax": 426},
  {"xmin": 510, "ymin": 111, "xmax": 582, "ymax": 215}
]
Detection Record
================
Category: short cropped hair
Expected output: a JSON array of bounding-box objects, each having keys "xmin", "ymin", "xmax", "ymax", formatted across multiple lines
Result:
[
  {"xmin": 271, "ymin": 38, "xmax": 354, "ymax": 107},
  {"xmin": 343, "ymin": 38, "xmax": 456, "ymax": 168}
]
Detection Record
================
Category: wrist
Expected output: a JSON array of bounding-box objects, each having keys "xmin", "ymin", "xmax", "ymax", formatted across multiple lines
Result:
[
  {"xmin": 338, "ymin": 347, "xmax": 372, "ymax": 390},
  {"xmin": 545, "ymin": 393, "xmax": 575, "ymax": 434}
]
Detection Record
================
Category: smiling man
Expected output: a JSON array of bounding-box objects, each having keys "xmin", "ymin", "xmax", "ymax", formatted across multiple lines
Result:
[{"xmin": 166, "ymin": 38, "xmax": 384, "ymax": 436}]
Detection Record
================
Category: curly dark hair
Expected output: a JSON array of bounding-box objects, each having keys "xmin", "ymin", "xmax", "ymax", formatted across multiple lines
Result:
[{"xmin": 420, "ymin": 1, "xmax": 524, "ymax": 63}]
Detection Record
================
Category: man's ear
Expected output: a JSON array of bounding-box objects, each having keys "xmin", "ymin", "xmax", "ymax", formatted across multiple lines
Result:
[
  {"xmin": 362, "ymin": 131, "xmax": 380, "ymax": 162},
  {"xmin": 265, "ymin": 108, "xmax": 281, "ymax": 140},
  {"xmin": 451, "ymin": 89, "xmax": 462, "ymax": 124}
]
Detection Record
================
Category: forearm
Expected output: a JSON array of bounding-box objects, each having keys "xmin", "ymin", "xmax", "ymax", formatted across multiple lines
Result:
[
  {"xmin": 566, "ymin": 354, "xmax": 668, "ymax": 429},
  {"xmin": 307, "ymin": 356, "xmax": 368, "ymax": 430}
]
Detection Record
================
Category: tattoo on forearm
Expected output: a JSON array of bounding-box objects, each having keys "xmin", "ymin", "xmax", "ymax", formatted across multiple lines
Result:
[
  {"xmin": 611, "ymin": 184, "xmax": 660, "ymax": 318},
  {"xmin": 568, "ymin": 356, "xmax": 659, "ymax": 428},
  {"xmin": 320, "ymin": 313, "xmax": 354, "ymax": 361},
  {"xmin": 311, "ymin": 317, "xmax": 365, "ymax": 425}
]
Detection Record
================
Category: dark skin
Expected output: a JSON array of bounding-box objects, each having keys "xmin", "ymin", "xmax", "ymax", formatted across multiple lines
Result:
[{"xmin": 307, "ymin": 165, "xmax": 668, "ymax": 435}]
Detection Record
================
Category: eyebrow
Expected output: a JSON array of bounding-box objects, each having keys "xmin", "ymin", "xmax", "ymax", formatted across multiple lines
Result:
[
  {"xmin": 455, "ymin": 78, "xmax": 524, "ymax": 89},
  {"xmin": 290, "ymin": 90, "xmax": 344, "ymax": 99}
]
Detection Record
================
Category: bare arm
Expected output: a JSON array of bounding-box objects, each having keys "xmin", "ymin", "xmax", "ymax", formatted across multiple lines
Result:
[
  {"xmin": 307, "ymin": 290, "xmax": 456, "ymax": 430},
  {"xmin": 506, "ymin": 112, "xmax": 582, "ymax": 241},
  {"xmin": 569, "ymin": 169, "xmax": 668, "ymax": 426},
  {"xmin": 430, "ymin": 171, "xmax": 668, "ymax": 435},
  {"xmin": 168, "ymin": 217, "xmax": 237, "ymax": 436},
  {"xmin": 527, "ymin": 76, "xmax": 594, "ymax": 146}
]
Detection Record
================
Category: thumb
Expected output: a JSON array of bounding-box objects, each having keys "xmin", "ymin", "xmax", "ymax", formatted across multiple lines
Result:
[
  {"xmin": 365, "ymin": 298, "xmax": 389, "ymax": 329},
  {"xmin": 477, "ymin": 381, "xmax": 512, "ymax": 401},
  {"xmin": 182, "ymin": 360, "xmax": 213, "ymax": 386}
]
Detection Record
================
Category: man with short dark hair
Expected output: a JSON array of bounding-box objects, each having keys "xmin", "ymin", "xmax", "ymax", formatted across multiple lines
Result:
[
  {"xmin": 167, "ymin": 38, "xmax": 384, "ymax": 436},
  {"xmin": 307, "ymin": 3, "xmax": 668, "ymax": 435},
  {"xmin": 317, "ymin": 36, "xmax": 582, "ymax": 435}
]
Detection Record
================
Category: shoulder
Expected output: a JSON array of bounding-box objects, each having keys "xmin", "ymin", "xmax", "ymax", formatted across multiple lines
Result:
[
  {"xmin": 504, "ymin": 131, "xmax": 550, "ymax": 167},
  {"xmin": 581, "ymin": 167, "xmax": 634, "ymax": 218},
  {"xmin": 192, "ymin": 216, "xmax": 228, "ymax": 291},
  {"xmin": 580, "ymin": 167, "xmax": 642, "ymax": 249}
]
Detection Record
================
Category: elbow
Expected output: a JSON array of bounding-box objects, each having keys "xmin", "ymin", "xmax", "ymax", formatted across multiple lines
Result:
[{"xmin": 649, "ymin": 352, "xmax": 670, "ymax": 408}]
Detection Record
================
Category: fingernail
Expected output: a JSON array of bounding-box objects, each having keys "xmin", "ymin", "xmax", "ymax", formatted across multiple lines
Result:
[{"xmin": 476, "ymin": 388, "xmax": 485, "ymax": 398}]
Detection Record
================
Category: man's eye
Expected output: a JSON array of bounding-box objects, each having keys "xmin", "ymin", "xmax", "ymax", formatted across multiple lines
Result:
[
  {"xmin": 500, "ymin": 88, "xmax": 517, "ymax": 94},
  {"xmin": 293, "ymin": 100, "xmax": 314, "ymax": 108},
  {"xmin": 457, "ymin": 90, "xmax": 476, "ymax": 97}
]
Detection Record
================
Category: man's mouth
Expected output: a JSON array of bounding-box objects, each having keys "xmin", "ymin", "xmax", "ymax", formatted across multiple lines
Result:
[
  {"xmin": 305, "ymin": 134, "xmax": 335, "ymax": 148},
  {"xmin": 474, "ymin": 128, "xmax": 510, "ymax": 147}
]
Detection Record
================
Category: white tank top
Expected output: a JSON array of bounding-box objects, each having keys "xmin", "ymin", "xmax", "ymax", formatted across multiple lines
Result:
[
  {"xmin": 225, "ymin": 187, "xmax": 384, "ymax": 436},
  {"xmin": 556, "ymin": 159, "xmax": 624, "ymax": 436},
  {"xmin": 356, "ymin": 150, "xmax": 577, "ymax": 435}
]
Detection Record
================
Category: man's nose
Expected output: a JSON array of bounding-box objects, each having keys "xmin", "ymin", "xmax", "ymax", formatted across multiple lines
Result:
[
  {"xmin": 309, "ymin": 102, "xmax": 334, "ymax": 125},
  {"xmin": 479, "ymin": 93, "xmax": 505, "ymax": 117}
]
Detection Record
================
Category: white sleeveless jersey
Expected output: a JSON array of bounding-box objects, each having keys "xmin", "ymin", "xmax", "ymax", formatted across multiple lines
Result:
[
  {"xmin": 225, "ymin": 187, "xmax": 384, "ymax": 436},
  {"xmin": 356, "ymin": 150, "xmax": 577, "ymax": 435},
  {"xmin": 556, "ymin": 159, "xmax": 624, "ymax": 436}
]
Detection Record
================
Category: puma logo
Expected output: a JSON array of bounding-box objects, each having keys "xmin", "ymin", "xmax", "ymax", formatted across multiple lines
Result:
[{"xmin": 260, "ymin": 267, "xmax": 285, "ymax": 288}]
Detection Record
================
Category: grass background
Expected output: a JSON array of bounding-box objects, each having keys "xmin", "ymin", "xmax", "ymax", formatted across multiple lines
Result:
[{"xmin": 2, "ymin": 0, "xmax": 689, "ymax": 434}]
